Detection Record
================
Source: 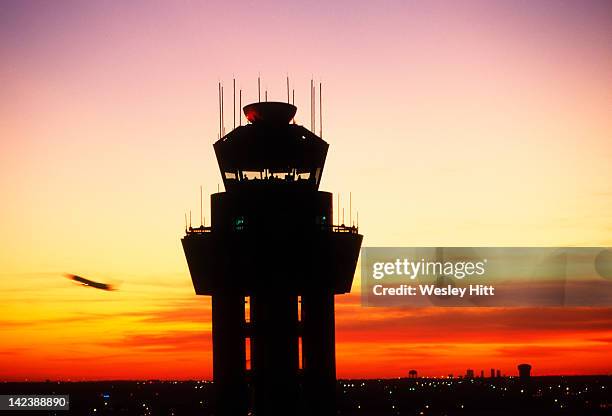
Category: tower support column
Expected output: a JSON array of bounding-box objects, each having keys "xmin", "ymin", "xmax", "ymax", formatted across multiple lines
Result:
[
  {"xmin": 251, "ymin": 293, "xmax": 299, "ymax": 415},
  {"xmin": 301, "ymin": 291, "xmax": 336, "ymax": 416},
  {"xmin": 212, "ymin": 293, "xmax": 248, "ymax": 415}
]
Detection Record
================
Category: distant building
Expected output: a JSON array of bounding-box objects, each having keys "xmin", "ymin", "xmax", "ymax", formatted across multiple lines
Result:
[
  {"xmin": 518, "ymin": 363, "xmax": 532, "ymax": 379},
  {"xmin": 408, "ymin": 370, "xmax": 418, "ymax": 379},
  {"xmin": 480, "ymin": 370, "xmax": 484, "ymax": 378},
  {"xmin": 466, "ymin": 369, "xmax": 475, "ymax": 379},
  {"xmin": 496, "ymin": 369, "xmax": 501, "ymax": 378},
  {"xmin": 490, "ymin": 368, "xmax": 495, "ymax": 378}
]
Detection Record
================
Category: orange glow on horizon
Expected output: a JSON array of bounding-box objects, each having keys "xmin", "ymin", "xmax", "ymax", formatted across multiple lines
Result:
[{"xmin": 1, "ymin": 1, "xmax": 611, "ymax": 380}]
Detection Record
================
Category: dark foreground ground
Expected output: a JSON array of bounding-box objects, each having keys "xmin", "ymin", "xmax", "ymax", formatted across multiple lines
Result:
[{"xmin": 0, "ymin": 376, "xmax": 610, "ymax": 415}]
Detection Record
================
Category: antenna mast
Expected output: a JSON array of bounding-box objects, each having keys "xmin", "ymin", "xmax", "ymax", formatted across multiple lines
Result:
[
  {"xmin": 313, "ymin": 80, "xmax": 316, "ymax": 134},
  {"xmin": 349, "ymin": 192, "xmax": 352, "ymax": 226},
  {"xmin": 233, "ymin": 78, "xmax": 236, "ymax": 129},
  {"xmin": 200, "ymin": 186, "xmax": 203, "ymax": 227},
  {"xmin": 337, "ymin": 193, "xmax": 340, "ymax": 227},
  {"xmin": 310, "ymin": 79, "xmax": 314, "ymax": 132},
  {"xmin": 319, "ymin": 82, "xmax": 323, "ymax": 137},
  {"xmin": 292, "ymin": 89, "xmax": 295, "ymax": 123},
  {"xmin": 218, "ymin": 82, "xmax": 222, "ymax": 139}
]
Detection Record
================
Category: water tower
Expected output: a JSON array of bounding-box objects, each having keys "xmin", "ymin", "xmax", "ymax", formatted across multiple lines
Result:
[
  {"xmin": 518, "ymin": 363, "xmax": 532, "ymax": 380},
  {"xmin": 182, "ymin": 94, "xmax": 362, "ymax": 415}
]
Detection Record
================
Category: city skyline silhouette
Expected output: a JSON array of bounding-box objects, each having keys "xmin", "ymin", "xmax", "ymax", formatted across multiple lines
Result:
[{"xmin": 1, "ymin": 0, "xmax": 611, "ymax": 389}]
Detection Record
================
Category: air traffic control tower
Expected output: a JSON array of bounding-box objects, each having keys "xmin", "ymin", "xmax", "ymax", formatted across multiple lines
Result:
[{"xmin": 182, "ymin": 97, "xmax": 362, "ymax": 415}]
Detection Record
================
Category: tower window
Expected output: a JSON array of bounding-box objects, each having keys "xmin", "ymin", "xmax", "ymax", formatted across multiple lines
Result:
[
  {"xmin": 295, "ymin": 172, "xmax": 311, "ymax": 181},
  {"xmin": 245, "ymin": 337, "xmax": 251, "ymax": 371},
  {"xmin": 240, "ymin": 170, "xmax": 262, "ymax": 180},
  {"xmin": 298, "ymin": 336, "xmax": 303, "ymax": 370},
  {"xmin": 244, "ymin": 296, "xmax": 250, "ymax": 323}
]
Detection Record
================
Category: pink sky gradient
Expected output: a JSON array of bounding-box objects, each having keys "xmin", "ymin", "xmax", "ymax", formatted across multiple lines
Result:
[{"xmin": 0, "ymin": 0, "xmax": 611, "ymax": 380}]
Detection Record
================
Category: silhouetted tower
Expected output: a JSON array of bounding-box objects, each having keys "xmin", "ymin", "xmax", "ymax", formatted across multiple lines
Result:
[
  {"xmin": 408, "ymin": 369, "xmax": 418, "ymax": 379},
  {"xmin": 518, "ymin": 363, "xmax": 532, "ymax": 380},
  {"xmin": 182, "ymin": 100, "xmax": 362, "ymax": 415}
]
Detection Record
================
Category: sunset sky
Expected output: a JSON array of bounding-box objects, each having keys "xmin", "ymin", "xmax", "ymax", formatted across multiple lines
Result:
[{"xmin": 1, "ymin": 0, "xmax": 611, "ymax": 380}]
